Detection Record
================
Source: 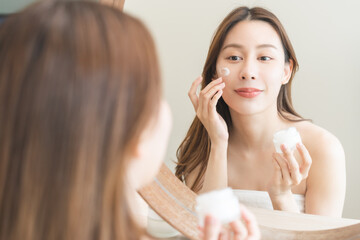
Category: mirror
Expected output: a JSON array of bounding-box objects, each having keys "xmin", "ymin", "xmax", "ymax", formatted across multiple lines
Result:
[
  {"xmin": 124, "ymin": 0, "xmax": 360, "ymax": 220},
  {"xmin": 1, "ymin": 0, "xmax": 359, "ymax": 236},
  {"xmin": 139, "ymin": 163, "xmax": 360, "ymax": 239}
]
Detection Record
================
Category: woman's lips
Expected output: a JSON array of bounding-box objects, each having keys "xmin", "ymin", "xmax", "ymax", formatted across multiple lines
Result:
[{"xmin": 235, "ymin": 88, "xmax": 263, "ymax": 98}]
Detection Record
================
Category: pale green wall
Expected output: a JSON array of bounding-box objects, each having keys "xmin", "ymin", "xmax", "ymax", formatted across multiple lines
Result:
[
  {"xmin": 0, "ymin": 0, "xmax": 98, "ymax": 14},
  {"xmin": 0, "ymin": 0, "xmax": 36, "ymax": 13}
]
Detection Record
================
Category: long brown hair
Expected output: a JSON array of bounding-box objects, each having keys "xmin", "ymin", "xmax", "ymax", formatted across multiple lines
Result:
[
  {"xmin": 176, "ymin": 6, "xmax": 304, "ymax": 192},
  {"xmin": 0, "ymin": 1, "xmax": 161, "ymax": 240}
]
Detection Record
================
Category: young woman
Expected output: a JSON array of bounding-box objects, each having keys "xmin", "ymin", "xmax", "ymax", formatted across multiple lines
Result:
[
  {"xmin": 0, "ymin": 1, "xmax": 259, "ymax": 240},
  {"xmin": 176, "ymin": 6, "xmax": 346, "ymax": 217}
]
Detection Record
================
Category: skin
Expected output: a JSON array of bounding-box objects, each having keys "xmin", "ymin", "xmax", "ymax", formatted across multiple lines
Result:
[
  {"xmin": 119, "ymin": 0, "xmax": 259, "ymax": 237},
  {"xmin": 199, "ymin": 206, "xmax": 260, "ymax": 240},
  {"xmin": 127, "ymin": 101, "xmax": 260, "ymax": 239},
  {"xmin": 122, "ymin": 0, "xmax": 260, "ymax": 236},
  {"xmin": 127, "ymin": 101, "xmax": 173, "ymax": 189},
  {"xmin": 187, "ymin": 20, "xmax": 346, "ymax": 217}
]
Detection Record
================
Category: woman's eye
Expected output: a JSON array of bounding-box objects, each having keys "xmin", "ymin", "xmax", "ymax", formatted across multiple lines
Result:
[
  {"xmin": 228, "ymin": 56, "xmax": 242, "ymax": 61},
  {"xmin": 259, "ymin": 56, "xmax": 272, "ymax": 61}
]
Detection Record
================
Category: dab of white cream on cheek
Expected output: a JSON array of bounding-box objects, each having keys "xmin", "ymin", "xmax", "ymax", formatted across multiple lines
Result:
[{"xmin": 220, "ymin": 67, "xmax": 230, "ymax": 77}]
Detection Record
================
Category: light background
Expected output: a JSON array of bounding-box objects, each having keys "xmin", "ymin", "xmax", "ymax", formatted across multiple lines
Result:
[
  {"xmin": 123, "ymin": 0, "xmax": 360, "ymax": 219},
  {"xmin": 1, "ymin": 0, "xmax": 359, "ymax": 219}
]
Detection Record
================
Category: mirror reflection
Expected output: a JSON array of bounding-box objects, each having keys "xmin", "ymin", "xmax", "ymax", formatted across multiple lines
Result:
[
  {"xmin": 175, "ymin": 5, "xmax": 345, "ymax": 217},
  {"xmin": 1, "ymin": 0, "xmax": 360, "ymax": 239},
  {"xmin": 124, "ymin": 0, "xmax": 360, "ymax": 221}
]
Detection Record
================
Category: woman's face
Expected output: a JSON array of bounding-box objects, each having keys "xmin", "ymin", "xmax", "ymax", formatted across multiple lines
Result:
[{"xmin": 216, "ymin": 20, "xmax": 292, "ymax": 116}]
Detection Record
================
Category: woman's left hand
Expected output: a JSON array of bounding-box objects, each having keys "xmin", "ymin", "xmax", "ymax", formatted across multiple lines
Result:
[{"xmin": 268, "ymin": 143, "xmax": 312, "ymax": 210}]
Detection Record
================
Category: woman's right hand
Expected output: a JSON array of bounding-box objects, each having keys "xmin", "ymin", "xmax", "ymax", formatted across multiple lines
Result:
[
  {"xmin": 199, "ymin": 206, "xmax": 261, "ymax": 240},
  {"xmin": 188, "ymin": 76, "xmax": 228, "ymax": 145}
]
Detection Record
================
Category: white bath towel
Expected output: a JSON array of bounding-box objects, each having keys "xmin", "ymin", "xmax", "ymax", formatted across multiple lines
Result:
[{"xmin": 233, "ymin": 189, "xmax": 305, "ymax": 213}]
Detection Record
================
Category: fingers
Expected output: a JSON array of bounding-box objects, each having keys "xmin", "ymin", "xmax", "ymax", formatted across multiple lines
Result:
[
  {"xmin": 202, "ymin": 77, "xmax": 223, "ymax": 93},
  {"xmin": 198, "ymin": 226, "xmax": 204, "ymax": 239},
  {"xmin": 272, "ymin": 143, "xmax": 311, "ymax": 189},
  {"xmin": 272, "ymin": 152, "xmax": 292, "ymax": 185},
  {"xmin": 229, "ymin": 219, "xmax": 248, "ymax": 240},
  {"xmin": 219, "ymin": 228, "xmax": 228, "ymax": 240},
  {"xmin": 296, "ymin": 143, "xmax": 312, "ymax": 178},
  {"xmin": 203, "ymin": 215, "xmax": 222, "ymax": 240},
  {"xmin": 240, "ymin": 206, "xmax": 261, "ymax": 240},
  {"xmin": 208, "ymin": 89, "xmax": 223, "ymax": 117},
  {"xmin": 201, "ymin": 210, "xmax": 260, "ymax": 240},
  {"xmin": 281, "ymin": 144, "xmax": 302, "ymax": 185},
  {"xmin": 228, "ymin": 206, "xmax": 260, "ymax": 240},
  {"xmin": 198, "ymin": 80, "xmax": 224, "ymax": 119},
  {"xmin": 188, "ymin": 76, "xmax": 224, "ymax": 114},
  {"xmin": 202, "ymin": 82, "xmax": 225, "ymax": 102},
  {"xmin": 188, "ymin": 76, "xmax": 203, "ymax": 111}
]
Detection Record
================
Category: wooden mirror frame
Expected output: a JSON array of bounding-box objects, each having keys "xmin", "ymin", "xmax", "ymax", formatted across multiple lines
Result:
[
  {"xmin": 99, "ymin": 0, "xmax": 125, "ymax": 10},
  {"xmin": 139, "ymin": 163, "xmax": 360, "ymax": 240}
]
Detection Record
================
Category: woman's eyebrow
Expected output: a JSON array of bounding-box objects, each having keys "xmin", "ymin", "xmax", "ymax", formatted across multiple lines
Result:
[
  {"xmin": 222, "ymin": 43, "xmax": 278, "ymax": 50},
  {"xmin": 257, "ymin": 44, "xmax": 278, "ymax": 50}
]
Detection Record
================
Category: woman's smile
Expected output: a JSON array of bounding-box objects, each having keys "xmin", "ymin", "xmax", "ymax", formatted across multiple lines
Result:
[{"xmin": 235, "ymin": 88, "xmax": 263, "ymax": 98}]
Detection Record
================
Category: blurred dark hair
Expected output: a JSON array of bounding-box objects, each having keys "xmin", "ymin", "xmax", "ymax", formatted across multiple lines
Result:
[
  {"xmin": 0, "ymin": 1, "xmax": 161, "ymax": 240},
  {"xmin": 0, "ymin": 14, "xmax": 8, "ymax": 25}
]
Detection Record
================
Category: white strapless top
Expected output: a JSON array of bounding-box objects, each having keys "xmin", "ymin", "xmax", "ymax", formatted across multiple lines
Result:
[{"xmin": 233, "ymin": 189, "xmax": 305, "ymax": 213}]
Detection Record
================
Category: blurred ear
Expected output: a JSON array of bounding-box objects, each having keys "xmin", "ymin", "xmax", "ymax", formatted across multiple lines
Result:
[
  {"xmin": 125, "ymin": 136, "xmax": 147, "ymax": 189},
  {"xmin": 129, "ymin": 133, "xmax": 147, "ymax": 162},
  {"xmin": 282, "ymin": 59, "xmax": 293, "ymax": 85},
  {"xmin": 100, "ymin": 0, "xmax": 125, "ymax": 11}
]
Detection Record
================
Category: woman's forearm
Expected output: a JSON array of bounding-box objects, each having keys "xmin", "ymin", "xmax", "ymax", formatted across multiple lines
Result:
[
  {"xmin": 269, "ymin": 191, "xmax": 300, "ymax": 213},
  {"xmin": 199, "ymin": 142, "xmax": 228, "ymax": 194}
]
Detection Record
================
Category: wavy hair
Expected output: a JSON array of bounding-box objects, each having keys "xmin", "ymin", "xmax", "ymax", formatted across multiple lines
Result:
[{"xmin": 176, "ymin": 6, "xmax": 305, "ymax": 192}]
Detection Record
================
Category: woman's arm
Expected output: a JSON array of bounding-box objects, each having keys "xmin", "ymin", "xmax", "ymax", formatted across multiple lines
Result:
[
  {"xmin": 268, "ymin": 143, "xmax": 312, "ymax": 213},
  {"xmin": 305, "ymin": 130, "xmax": 346, "ymax": 217},
  {"xmin": 186, "ymin": 76, "xmax": 229, "ymax": 193},
  {"xmin": 268, "ymin": 126, "xmax": 345, "ymax": 216},
  {"xmin": 186, "ymin": 142, "xmax": 228, "ymax": 194}
]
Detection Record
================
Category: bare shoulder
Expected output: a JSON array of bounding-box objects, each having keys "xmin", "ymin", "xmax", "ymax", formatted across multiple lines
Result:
[
  {"xmin": 285, "ymin": 119, "xmax": 346, "ymax": 216},
  {"xmin": 294, "ymin": 121, "xmax": 346, "ymax": 201},
  {"xmin": 293, "ymin": 121, "xmax": 345, "ymax": 165}
]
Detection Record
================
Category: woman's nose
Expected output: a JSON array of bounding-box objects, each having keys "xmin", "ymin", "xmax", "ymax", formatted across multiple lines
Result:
[
  {"xmin": 240, "ymin": 60, "xmax": 257, "ymax": 80},
  {"xmin": 241, "ymin": 75, "xmax": 256, "ymax": 80}
]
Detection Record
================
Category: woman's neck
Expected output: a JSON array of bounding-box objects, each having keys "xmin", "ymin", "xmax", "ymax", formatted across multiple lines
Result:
[
  {"xmin": 228, "ymin": 106, "xmax": 287, "ymax": 151},
  {"xmin": 125, "ymin": 179, "xmax": 148, "ymax": 228}
]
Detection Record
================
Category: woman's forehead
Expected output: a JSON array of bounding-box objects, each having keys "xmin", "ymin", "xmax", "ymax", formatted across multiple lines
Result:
[{"xmin": 222, "ymin": 20, "xmax": 283, "ymax": 50}]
